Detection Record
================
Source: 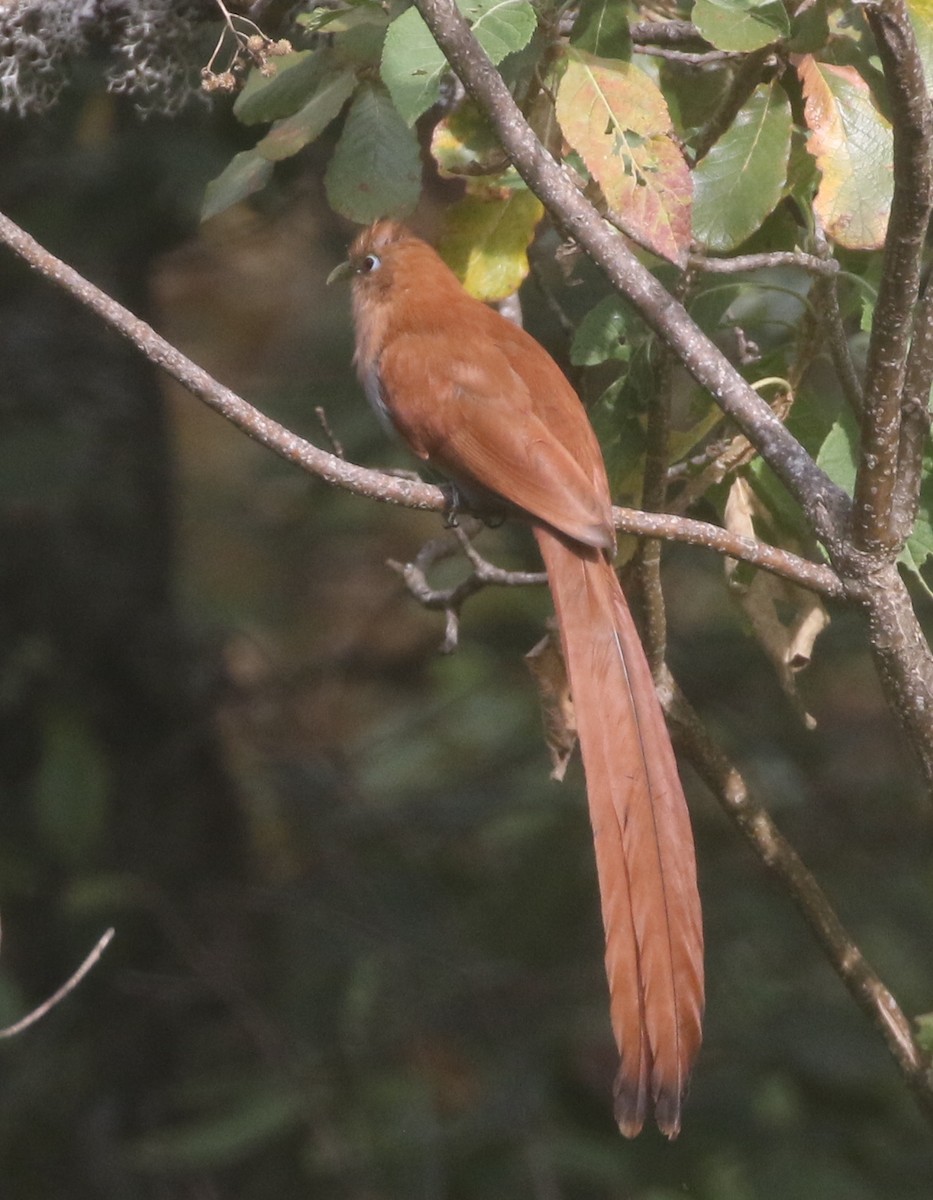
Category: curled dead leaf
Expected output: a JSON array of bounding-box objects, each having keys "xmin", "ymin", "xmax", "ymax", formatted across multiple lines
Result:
[
  {"xmin": 724, "ymin": 478, "xmax": 829, "ymax": 729},
  {"xmin": 525, "ymin": 624, "xmax": 577, "ymax": 781}
]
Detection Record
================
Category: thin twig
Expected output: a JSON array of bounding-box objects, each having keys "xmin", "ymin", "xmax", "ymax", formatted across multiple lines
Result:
[
  {"xmin": 0, "ymin": 923, "xmax": 115, "ymax": 1038},
  {"xmin": 314, "ymin": 405, "xmax": 345, "ymax": 459},
  {"xmin": 810, "ymin": 226, "xmax": 864, "ymax": 415},
  {"xmin": 634, "ymin": 45, "xmax": 742, "ymax": 65},
  {"xmin": 389, "ymin": 524, "xmax": 546, "ymax": 651},
  {"xmin": 634, "ymin": 341, "xmax": 676, "ymax": 674},
  {"xmin": 669, "ymin": 386, "xmax": 795, "ymax": 517},
  {"xmin": 689, "ymin": 251, "xmax": 840, "ymax": 276}
]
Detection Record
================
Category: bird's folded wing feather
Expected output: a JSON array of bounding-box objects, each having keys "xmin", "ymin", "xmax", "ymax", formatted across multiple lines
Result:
[{"xmin": 378, "ymin": 335, "xmax": 612, "ymax": 547}]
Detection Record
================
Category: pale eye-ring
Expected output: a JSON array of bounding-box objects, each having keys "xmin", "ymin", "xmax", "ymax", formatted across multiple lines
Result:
[{"xmin": 360, "ymin": 253, "xmax": 381, "ymax": 274}]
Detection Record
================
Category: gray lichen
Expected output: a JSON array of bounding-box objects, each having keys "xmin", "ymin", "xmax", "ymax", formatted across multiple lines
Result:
[{"xmin": 0, "ymin": 0, "xmax": 208, "ymax": 117}]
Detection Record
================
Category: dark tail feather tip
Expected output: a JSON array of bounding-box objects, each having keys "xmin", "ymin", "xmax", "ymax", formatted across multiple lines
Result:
[
  {"xmin": 615, "ymin": 1072, "xmax": 686, "ymax": 1139},
  {"xmin": 613, "ymin": 1073, "xmax": 646, "ymax": 1139}
]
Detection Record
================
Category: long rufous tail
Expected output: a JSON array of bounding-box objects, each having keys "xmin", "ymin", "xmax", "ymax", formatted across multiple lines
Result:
[{"xmin": 534, "ymin": 526, "xmax": 704, "ymax": 1138}]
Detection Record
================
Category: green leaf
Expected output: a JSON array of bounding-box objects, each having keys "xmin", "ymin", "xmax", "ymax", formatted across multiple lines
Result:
[
  {"xmin": 692, "ymin": 82, "xmax": 792, "ymax": 252},
  {"xmin": 300, "ymin": 0, "xmax": 385, "ymax": 35},
  {"xmin": 692, "ymin": 0, "xmax": 789, "ymax": 52},
  {"xmin": 382, "ymin": 0, "xmax": 536, "ymax": 126},
  {"xmin": 787, "ymin": 0, "xmax": 829, "ymax": 53},
  {"xmin": 463, "ymin": 0, "xmax": 537, "ymax": 62},
  {"xmin": 256, "ymin": 69, "xmax": 356, "ymax": 162},
  {"xmin": 437, "ymin": 190, "xmax": 544, "ymax": 301},
  {"xmin": 234, "ymin": 50, "xmax": 325, "ymax": 125},
  {"xmin": 570, "ymin": 0, "xmax": 632, "ymax": 59},
  {"xmin": 324, "ymin": 83, "xmax": 421, "ymax": 221},
  {"xmin": 570, "ymin": 296, "xmax": 633, "ymax": 365},
  {"xmin": 815, "ymin": 410, "xmax": 858, "ymax": 495},
  {"xmin": 381, "ymin": 5, "xmax": 447, "ymax": 126},
  {"xmin": 331, "ymin": 6, "xmax": 390, "ymax": 67},
  {"xmin": 201, "ymin": 150, "xmax": 273, "ymax": 222}
]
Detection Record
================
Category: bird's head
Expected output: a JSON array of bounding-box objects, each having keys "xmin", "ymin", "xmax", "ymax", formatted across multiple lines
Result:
[{"xmin": 326, "ymin": 220, "xmax": 421, "ymax": 294}]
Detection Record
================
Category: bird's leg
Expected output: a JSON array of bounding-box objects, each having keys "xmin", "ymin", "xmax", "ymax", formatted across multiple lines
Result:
[{"xmin": 440, "ymin": 481, "xmax": 512, "ymax": 530}]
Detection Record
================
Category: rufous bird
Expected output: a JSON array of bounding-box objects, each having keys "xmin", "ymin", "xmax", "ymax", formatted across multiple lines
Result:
[{"xmin": 328, "ymin": 220, "xmax": 703, "ymax": 1137}]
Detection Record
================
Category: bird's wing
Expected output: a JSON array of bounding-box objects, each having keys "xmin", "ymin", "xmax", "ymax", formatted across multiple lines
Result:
[{"xmin": 378, "ymin": 333, "xmax": 614, "ymax": 549}]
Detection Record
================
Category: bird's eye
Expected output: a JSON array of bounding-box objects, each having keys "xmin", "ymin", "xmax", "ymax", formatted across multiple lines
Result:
[{"xmin": 360, "ymin": 254, "xmax": 381, "ymax": 274}]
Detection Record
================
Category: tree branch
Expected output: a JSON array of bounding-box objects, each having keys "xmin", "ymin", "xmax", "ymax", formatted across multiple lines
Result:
[
  {"xmin": 893, "ymin": 274, "xmax": 933, "ymax": 541},
  {"xmin": 853, "ymin": 1, "xmax": 933, "ymax": 553},
  {"xmin": 0, "ymin": 207, "xmax": 844, "ymax": 600},
  {"xmin": 809, "ymin": 224, "xmax": 865, "ymax": 417},
  {"xmin": 413, "ymin": 0, "xmax": 850, "ymax": 549},
  {"xmin": 664, "ymin": 674, "xmax": 933, "ymax": 1128}
]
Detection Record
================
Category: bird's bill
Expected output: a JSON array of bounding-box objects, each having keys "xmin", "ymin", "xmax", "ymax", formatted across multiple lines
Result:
[{"xmin": 326, "ymin": 259, "xmax": 353, "ymax": 286}]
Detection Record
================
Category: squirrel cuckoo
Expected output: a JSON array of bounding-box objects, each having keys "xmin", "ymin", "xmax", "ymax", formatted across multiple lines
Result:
[{"xmin": 328, "ymin": 220, "xmax": 703, "ymax": 1137}]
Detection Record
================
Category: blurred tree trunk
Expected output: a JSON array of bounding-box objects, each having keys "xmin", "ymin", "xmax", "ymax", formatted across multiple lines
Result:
[{"xmin": 0, "ymin": 100, "xmax": 248, "ymax": 1188}]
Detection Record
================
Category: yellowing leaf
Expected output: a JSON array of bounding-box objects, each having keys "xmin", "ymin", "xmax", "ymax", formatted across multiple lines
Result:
[
  {"xmin": 430, "ymin": 102, "xmax": 507, "ymax": 178},
  {"xmin": 555, "ymin": 50, "xmax": 692, "ymax": 263},
  {"xmin": 796, "ymin": 54, "xmax": 893, "ymax": 250},
  {"xmin": 437, "ymin": 191, "xmax": 544, "ymax": 301}
]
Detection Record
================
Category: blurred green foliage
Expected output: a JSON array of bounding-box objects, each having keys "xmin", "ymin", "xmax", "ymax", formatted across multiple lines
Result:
[{"xmin": 0, "ymin": 14, "xmax": 932, "ymax": 1200}]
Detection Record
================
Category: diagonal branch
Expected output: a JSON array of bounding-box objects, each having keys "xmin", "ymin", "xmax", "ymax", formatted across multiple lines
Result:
[
  {"xmin": 853, "ymin": 1, "xmax": 933, "ymax": 553},
  {"xmin": 413, "ymin": 0, "xmax": 850, "ymax": 549},
  {"xmin": 663, "ymin": 673, "xmax": 933, "ymax": 1128},
  {"xmin": 0, "ymin": 208, "xmax": 844, "ymax": 600}
]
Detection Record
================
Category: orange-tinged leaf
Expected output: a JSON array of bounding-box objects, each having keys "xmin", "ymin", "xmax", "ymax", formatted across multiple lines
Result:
[
  {"xmin": 555, "ymin": 49, "xmax": 692, "ymax": 263},
  {"xmin": 796, "ymin": 54, "xmax": 893, "ymax": 249}
]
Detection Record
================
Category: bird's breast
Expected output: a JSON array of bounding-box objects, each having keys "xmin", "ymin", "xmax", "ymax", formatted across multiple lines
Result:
[{"xmin": 358, "ymin": 358, "xmax": 399, "ymax": 440}]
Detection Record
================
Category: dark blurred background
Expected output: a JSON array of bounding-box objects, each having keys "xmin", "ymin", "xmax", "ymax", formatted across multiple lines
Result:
[{"xmin": 1, "ymin": 55, "xmax": 932, "ymax": 1200}]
